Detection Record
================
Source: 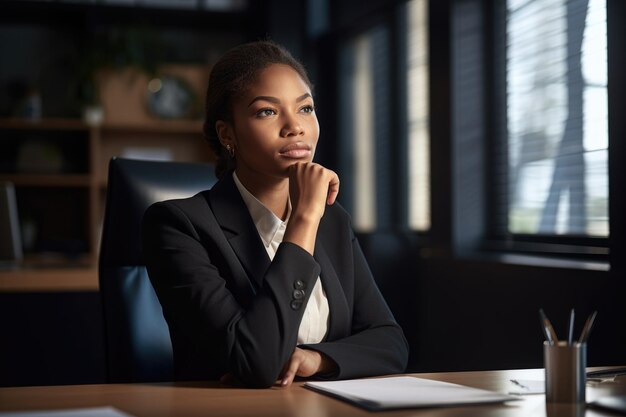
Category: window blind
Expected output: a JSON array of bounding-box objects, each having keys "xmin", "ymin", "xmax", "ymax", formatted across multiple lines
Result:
[{"xmin": 502, "ymin": 0, "xmax": 608, "ymax": 237}]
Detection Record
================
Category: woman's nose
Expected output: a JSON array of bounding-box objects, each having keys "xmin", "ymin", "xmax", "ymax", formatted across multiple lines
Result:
[{"xmin": 280, "ymin": 116, "xmax": 304, "ymax": 137}]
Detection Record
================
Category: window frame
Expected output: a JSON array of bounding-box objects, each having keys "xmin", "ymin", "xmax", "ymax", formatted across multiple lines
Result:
[
  {"xmin": 318, "ymin": 0, "xmax": 431, "ymax": 236},
  {"xmin": 485, "ymin": 0, "xmax": 610, "ymax": 261}
]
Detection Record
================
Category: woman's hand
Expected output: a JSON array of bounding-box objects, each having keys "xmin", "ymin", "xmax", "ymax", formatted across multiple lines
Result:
[
  {"xmin": 283, "ymin": 162, "xmax": 340, "ymax": 254},
  {"xmin": 278, "ymin": 347, "xmax": 336, "ymax": 387},
  {"xmin": 288, "ymin": 162, "xmax": 340, "ymax": 218}
]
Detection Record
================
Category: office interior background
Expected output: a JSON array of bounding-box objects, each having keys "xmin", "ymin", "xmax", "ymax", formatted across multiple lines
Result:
[{"xmin": 0, "ymin": 0, "xmax": 624, "ymax": 386}]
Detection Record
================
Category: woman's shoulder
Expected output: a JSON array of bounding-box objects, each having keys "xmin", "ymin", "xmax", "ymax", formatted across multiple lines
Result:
[{"xmin": 144, "ymin": 191, "xmax": 212, "ymax": 223}]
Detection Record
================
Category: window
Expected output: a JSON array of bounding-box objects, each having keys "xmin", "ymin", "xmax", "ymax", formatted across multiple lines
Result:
[
  {"xmin": 339, "ymin": 27, "xmax": 387, "ymax": 232},
  {"xmin": 503, "ymin": 0, "xmax": 608, "ymax": 238},
  {"xmin": 350, "ymin": 35, "xmax": 377, "ymax": 231},
  {"xmin": 407, "ymin": 0, "xmax": 430, "ymax": 232},
  {"xmin": 338, "ymin": 0, "xmax": 429, "ymax": 232}
]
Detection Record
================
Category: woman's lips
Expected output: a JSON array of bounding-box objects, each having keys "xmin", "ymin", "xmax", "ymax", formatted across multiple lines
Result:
[{"xmin": 279, "ymin": 142, "xmax": 312, "ymax": 159}]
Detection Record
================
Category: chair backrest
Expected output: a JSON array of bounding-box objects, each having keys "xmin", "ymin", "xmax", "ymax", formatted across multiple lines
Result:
[{"xmin": 99, "ymin": 157, "xmax": 217, "ymax": 383}]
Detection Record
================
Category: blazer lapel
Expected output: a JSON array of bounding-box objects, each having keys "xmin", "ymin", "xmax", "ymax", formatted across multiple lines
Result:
[
  {"xmin": 314, "ymin": 240, "xmax": 351, "ymax": 341},
  {"xmin": 208, "ymin": 173, "xmax": 270, "ymax": 290},
  {"xmin": 209, "ymin": 173, "xmax": 352, "ymax": 340}
]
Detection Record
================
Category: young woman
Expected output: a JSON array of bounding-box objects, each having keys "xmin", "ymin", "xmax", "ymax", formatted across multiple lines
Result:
[{"xmin": 142, "ymin": 41, "xmax": 408, "ymax": 388}]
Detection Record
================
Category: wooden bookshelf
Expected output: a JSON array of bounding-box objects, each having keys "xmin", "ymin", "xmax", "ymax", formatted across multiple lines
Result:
[
  {"xmin": 0, "ymin": 267, "xmax": 98, "ymax": 292},
  {"xmin": 0, "ymin": 174, "xmax": 92, "ymax": 187},
  {"xmin": 0, "ymin": 117, "xmax": 211, "ymax": 292}
]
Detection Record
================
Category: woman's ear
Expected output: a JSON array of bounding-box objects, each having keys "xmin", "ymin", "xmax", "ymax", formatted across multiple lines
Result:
[{"xmin": 216, "ymin": 120, "xmax": 235, "ymax": 149}]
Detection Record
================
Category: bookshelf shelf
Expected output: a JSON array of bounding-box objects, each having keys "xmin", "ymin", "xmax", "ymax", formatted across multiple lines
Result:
[{"xmin": 0, "ymin": 117, "xmax": 212, "ymax": 291}]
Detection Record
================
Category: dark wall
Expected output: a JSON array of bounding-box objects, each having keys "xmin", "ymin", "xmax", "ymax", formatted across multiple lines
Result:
[
  {"xmin": 358, "ymin": 231, "xmax": 625, "ymax": 374},
  {"xmin": 414, "ymin": 258, "xmax": 623, "ymax": 372}
]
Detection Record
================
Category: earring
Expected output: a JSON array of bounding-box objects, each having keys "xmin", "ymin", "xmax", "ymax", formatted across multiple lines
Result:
[{"xmin": 225, "ymin": 144, "xmax": 235, "ymax": 158}]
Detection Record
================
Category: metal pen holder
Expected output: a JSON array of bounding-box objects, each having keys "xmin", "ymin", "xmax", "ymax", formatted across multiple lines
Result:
[{"xmin": 544, "ymin": 341, "xmax": 586, "ymax": 403}]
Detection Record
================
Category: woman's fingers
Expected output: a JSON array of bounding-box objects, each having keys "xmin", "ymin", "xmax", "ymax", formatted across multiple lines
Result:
[
  {"xmin": 280, "ymin": 353, "xmax": 302, "ymax": 387},
  {"xmin": 326, "ymin": 171, "xmax": 340, "ymax": 205},
  {"xmin": 278, "ymin": 348, "xmax": 324, "ymax": 387},
  {"xmin": 288, "ymin": 162, "xmax": 340, "ymax": 213}
]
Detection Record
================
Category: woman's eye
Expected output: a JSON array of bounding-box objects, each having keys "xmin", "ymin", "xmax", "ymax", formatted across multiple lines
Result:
[
  {"xmin": 256, "ymin": 108, "xmax": 276, "ymax": 117},
  {"xmin": 300, "ymin": 105, "xmax": 315, "ymax": 114}
]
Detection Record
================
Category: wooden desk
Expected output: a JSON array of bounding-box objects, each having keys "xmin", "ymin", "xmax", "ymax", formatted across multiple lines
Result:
[{"xmin": 1, "ymin": 369, "xmax": 624, "ymax": 417}]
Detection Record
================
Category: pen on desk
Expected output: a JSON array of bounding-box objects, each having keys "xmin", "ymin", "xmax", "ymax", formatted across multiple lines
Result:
[
  {"xmin": 568, "ymin": 308, "xmax": 575, "ymax": 345},
  {"xmin": 539, "ymin": 308, "xmax": 558, "ymax": 344},
  {"xmin": 579, "ymin": 310, "xmax": 598, "ymax": 343},
  {"xmin": 510, "ymin": 379, "xmax": 530, "ymax": 391}
]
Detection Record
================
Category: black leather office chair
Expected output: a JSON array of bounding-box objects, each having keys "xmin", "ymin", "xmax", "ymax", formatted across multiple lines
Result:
[{"xmin": 99, "ymin": 157, "xmax": 217, "ymax": 383}]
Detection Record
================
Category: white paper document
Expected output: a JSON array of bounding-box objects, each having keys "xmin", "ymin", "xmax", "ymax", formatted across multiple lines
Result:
[
  {"xmin": 0, "ymin": 406, "xmax": 135, "ymax": 417},
  {"xmin": 305, "ymin": 376, "xmax": 519, "ymax": 411}
]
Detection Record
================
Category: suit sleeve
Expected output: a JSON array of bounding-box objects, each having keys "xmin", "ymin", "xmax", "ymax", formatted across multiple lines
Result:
[
  {"xmin": 142, "ymin": 201, "xmax": 319, "ymax": 388},
  {"xmin": 300, "ymin": 225, "xmax": 409, "ymax": 379}
]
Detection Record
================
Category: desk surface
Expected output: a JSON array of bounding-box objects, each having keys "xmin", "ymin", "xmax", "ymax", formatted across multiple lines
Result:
[{"xmin": 1, "ymin": 369, "xmax": 625, "ymax": 417}]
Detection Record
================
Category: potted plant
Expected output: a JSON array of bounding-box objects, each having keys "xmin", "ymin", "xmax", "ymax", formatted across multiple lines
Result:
[{"xmin": 76, "ymin": 27, "xmax": 161, "ymax": 125}]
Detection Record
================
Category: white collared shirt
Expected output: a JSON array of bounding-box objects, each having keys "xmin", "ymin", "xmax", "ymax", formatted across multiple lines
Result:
[{"xmin": 233, "ymin": 172, "xmax": 329, "ymax": 344}]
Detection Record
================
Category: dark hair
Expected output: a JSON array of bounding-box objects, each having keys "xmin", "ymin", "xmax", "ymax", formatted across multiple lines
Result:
[{"xmin": 203, "ymin": 40, "xmax": 313, "ymax": 179}]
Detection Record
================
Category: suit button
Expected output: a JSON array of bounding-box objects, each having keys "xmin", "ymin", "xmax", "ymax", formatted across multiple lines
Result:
[
  {"xmin": 292, "ymin": 289, "xmax": 305, "ymax": 300},
  {"xmin": 290, "ymin": 300, "xmax": 303, "ymax": 310},
  {"xmin": 294, "ymin": 280, "xmax": 306, "ymax": 290}
]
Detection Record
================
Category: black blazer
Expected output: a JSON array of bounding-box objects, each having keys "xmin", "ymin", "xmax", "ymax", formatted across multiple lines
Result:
[{"xmin": 142, "ymin": 172, "xmax": 408, "ymax": 388}]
